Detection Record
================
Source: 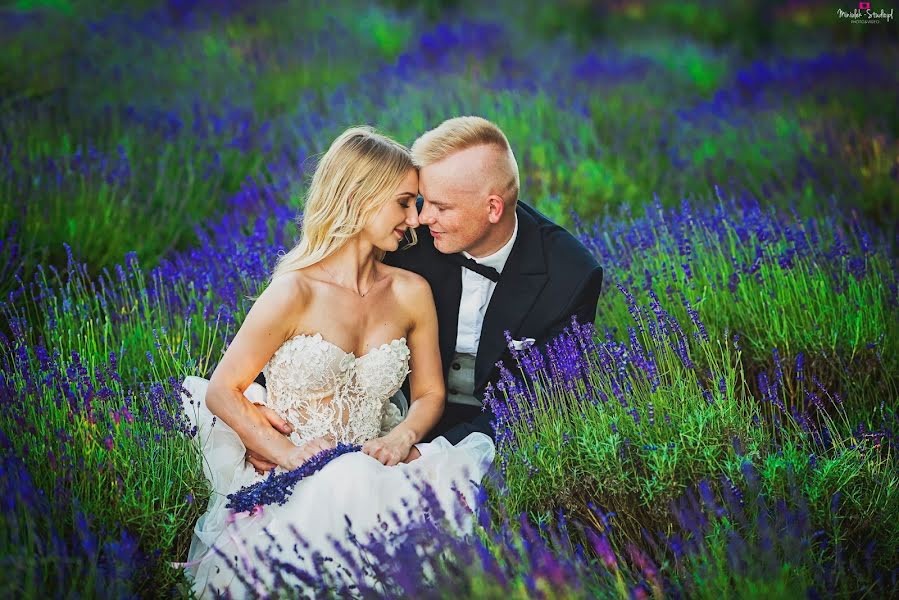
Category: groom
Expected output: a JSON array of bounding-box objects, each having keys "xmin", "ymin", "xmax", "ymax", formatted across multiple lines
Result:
[
  {"xmin": 384, "ymin": 116, "xmax": 602, "ymax": 460},
  {"xmin": 249, "ymin": 116, "xmax": 602, "ymax": 468}
]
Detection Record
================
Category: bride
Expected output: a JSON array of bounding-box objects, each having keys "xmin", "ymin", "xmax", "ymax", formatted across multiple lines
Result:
[{"xmin": 178, "ymin": 127, "xmax": 495, "ymax": 597}]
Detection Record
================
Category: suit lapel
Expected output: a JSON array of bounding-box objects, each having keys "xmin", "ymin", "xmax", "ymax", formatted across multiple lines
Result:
[
  {"xmin": 409, "ymin": 202, "xmax": 464, "ymax": 373},
  {"xmin": 439, "ymin": 261, "xmax": 463, "ymax": 371},
  {"xmin": 475, "ymin": 204, "xmax": 548, "ymax": 389}
]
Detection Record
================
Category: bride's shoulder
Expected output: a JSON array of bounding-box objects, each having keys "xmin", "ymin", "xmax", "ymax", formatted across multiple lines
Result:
[
  {"xmin": 259, "ymin": 271, "xmax": 312, "ymax": 308},
  {"xmin": 381, "ymin": 265, "xmax": 433, "ymax": 307},
  {"xmin": 380, "ymin": 263, "xmax": 428, "ymax": 290},
  {"xmin": 240, "ymin": 273, "xmax": 310, "ymax": 339}
]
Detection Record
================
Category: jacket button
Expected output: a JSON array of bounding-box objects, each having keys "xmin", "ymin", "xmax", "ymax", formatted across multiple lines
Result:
[
  {"xmin": 452, "ymin": 362, "xmax": 461, "ymax": 370},
  {"xmin": 448, "ymin": 388, "xmax": 459, "ymax": 395}
]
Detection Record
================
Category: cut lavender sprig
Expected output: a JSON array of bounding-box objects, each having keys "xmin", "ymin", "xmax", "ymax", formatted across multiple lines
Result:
[{"xmin": 226, "ymin": 443, "xmax": 361, "ymax": 513}]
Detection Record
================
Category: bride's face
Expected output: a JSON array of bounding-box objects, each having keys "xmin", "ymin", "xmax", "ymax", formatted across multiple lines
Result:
[{"xmin": 361, "ymin": 168, "xmax": 420, "ymax": 252}]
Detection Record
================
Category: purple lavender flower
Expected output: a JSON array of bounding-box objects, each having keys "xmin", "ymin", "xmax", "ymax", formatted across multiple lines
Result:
[{"xmin": 227, "ymin": 443, "xmax": 361, "ymax": 513}]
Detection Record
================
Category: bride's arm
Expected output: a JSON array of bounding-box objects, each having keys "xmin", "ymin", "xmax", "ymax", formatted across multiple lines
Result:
[
  {"xmin": 204, "ymin": 275, "xmax": 310, "ymax": 470},
  {"xmin": 362, "ymin": 274, "xmax": 444, "ymax": 466}
]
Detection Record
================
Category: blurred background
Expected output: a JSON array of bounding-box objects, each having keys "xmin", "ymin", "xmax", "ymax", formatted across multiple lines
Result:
[{"xmin": 2, "ymin": 0, "xmax": 896, "ymax": 290}]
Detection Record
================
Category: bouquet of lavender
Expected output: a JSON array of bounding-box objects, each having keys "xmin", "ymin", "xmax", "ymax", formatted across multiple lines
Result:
[{"xmin": 226, "ymin": 443, "xmax": 361, "ymax": 513}]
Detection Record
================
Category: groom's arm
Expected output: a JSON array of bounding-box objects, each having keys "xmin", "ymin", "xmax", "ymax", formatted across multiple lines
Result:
[
  {"xmin": 440, "ymin": 409, "xmax": 494, "ymax": 446},
  {"xmin": 543, "ymin": 264, "xmax": 604, "ymax": 341},
  {"xmin": 440, "ymin": 265, "xmax": 604, "ymax": 446}
]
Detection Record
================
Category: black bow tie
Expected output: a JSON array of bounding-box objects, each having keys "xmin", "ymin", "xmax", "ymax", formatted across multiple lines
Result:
[{"xmin": 448, "ymin": 253, "xmax": 501, "ymax": 282}]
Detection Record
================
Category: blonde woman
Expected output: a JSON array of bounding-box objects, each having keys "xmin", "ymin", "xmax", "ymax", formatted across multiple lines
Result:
[{"xmin": 179, "ymin": 126, "xmax": 495, "ymax": 597}]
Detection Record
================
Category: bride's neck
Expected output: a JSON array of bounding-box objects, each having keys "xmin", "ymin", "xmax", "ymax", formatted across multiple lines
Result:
[{"xmin": 316, "ymin": 239, "xmax": 380, "ymax": 291}]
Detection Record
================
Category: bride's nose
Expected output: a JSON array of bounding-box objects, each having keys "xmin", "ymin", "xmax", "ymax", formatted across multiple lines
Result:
[{"xmin": 404, "ymin": 204, "xmax": 420, "ymax": 228}]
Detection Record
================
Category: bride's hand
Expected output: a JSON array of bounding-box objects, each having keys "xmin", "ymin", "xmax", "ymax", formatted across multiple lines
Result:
[
  {"xmin": 280, "ymin": 436, "xmax": 336, "ymax": 471},
  {"xmin": 255, "ymin": 404, "xmax": 294, "ymax": 435},
  {"xmin": 362, "ymin": 431, "xmax": 414, "ymax": 467},
  {"xmin": 246, "ymin": 403, "xmax": 294, "ymax": 474},
  {"xmin": 247, "ymin": 450, "xmax": 278, "ymax": 474}
]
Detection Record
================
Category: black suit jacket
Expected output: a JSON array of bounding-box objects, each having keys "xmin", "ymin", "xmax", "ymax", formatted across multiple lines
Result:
[{"xmin": 383, "ymin": 201, "xmax": 603, "ymax": 444}]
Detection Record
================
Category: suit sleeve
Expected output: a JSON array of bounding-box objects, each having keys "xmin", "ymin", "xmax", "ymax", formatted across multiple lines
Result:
[
  {"xmin": 544, "ymin": 264, "xmax": 604, "ymax": 341},
  {"xmin": 441, "ymin": 412, "xmax": 494, "ymax": 445}
]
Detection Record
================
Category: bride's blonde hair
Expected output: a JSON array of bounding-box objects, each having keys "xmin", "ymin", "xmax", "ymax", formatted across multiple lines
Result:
[{"xmin": 269, "ymin": 126, "xmax": 416, "ymax": 282}]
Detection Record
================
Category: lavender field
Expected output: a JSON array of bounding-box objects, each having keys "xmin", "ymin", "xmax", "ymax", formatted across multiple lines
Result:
[{"xmin": 1, "ymin": 0, "xmax": 897, "ymax": 598}]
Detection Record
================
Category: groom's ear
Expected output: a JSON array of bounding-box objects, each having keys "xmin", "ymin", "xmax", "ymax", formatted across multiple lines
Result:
[{"xmin": 486, "ymin": 194, "xmax": 505, "ymax": 224}]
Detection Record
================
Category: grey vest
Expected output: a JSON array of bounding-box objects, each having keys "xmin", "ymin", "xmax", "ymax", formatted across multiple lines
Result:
[{"xmin": 446, "ymin": 352, "xmax": 480, "ymax": 407}]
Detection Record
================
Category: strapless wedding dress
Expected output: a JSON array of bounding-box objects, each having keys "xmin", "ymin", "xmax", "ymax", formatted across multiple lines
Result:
[{"xmin": 178, "ymin": 333, "xmax": 495, "ymax": 598}]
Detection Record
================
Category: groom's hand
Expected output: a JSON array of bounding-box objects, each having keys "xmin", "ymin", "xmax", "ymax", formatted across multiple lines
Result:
[{"xmin": 245, "ymin": 404, "xmax": 294, "ymax": 474}]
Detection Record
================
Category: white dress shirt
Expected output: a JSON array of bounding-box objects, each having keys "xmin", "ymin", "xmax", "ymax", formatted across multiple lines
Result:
[{"xmin": 455, "ymin": 214, "xmax": 519, "ymax": 354}]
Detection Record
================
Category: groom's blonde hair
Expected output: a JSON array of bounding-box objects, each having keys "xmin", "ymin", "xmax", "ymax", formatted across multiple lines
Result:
[
  {"xmin": 411, "ymin": 116, "xmax": 520, "ymax": 203},
  {"xmin": 269, "ymin": 126, "xmax": 415, "ymax": 282}
]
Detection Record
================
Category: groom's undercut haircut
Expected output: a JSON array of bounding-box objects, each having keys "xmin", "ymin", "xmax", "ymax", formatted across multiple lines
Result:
[{"xmin": 412, "ymin": 116, "xmax": 520, "ymax": 204}]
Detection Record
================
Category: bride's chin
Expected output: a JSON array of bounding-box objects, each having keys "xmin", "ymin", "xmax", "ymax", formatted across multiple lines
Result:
[{"xmin": 374, "ymin": 240, "xmax": 399, "ymax": 253}]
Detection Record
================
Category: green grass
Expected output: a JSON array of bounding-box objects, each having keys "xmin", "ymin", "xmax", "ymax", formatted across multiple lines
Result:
[
  {"xmin": 490, "ymin": 289, "xmax": 898, "ymax": 579},
  {"xmin": 0, "ymin": 113, "xmax": 264, "ymax": 297},
  {"xmin": 588, "ymin": 206, "xmax": 898, "ymax": 420}
]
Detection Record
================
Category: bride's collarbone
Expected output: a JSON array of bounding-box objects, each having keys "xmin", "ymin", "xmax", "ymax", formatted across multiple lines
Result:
[
  {"xmin": 304, "ymin": 279, "xmax": 406, "ymax": 316},
  {"xmin": 307, "ymin": 265, "xmax": 396, "ymax": 300}
]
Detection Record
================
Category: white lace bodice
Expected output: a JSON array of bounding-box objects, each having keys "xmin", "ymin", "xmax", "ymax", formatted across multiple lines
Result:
[{"xmin": 260, "ymin": 333, "xmax": 410, "ymax": 445}]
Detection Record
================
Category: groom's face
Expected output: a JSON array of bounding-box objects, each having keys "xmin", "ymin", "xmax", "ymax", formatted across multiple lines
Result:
[{"xmin": 417, "ymin": 146, "xmax": 493, "ymax": 256}]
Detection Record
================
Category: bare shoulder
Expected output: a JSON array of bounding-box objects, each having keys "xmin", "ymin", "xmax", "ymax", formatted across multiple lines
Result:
[
  {"xmin": 381, "ymin": 263, "xmax": 433, "ymax": 308},
  {"xmin": 253, "ymin": 271, "xmax": 310, "ymax": 319}
]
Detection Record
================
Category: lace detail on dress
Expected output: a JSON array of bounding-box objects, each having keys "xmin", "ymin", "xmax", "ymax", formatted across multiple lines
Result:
[{"xmin": 260, "ymin": 333, "xmax": 410, "ymax": 445}]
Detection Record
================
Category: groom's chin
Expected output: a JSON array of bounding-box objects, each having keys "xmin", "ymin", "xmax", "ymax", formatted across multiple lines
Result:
[{"xmin": 431, "ymin": 237, "xmax": 454, "ymax": 254}]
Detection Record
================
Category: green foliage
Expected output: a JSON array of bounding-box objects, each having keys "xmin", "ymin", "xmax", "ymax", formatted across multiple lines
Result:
[
  {"xmin": 0, "ymin": 342, "xmax": 209, "ymax": 593},
  {"xmin": 592, "ymin": 208, "xmax": 898, "ymax": 417},
  {"xmin": 491, "ymin": 291, "xmax": 898, "ymax": 581},
  {"xmin": 0, "ymin": 110, "xmax": 263, "ymax": 298}
]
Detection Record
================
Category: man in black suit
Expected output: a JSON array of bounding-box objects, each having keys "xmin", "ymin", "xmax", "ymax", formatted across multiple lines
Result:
[
  {"xmin": 247, "ymin": 116, "xmax": 602, "ymax": 469},
  {"xmin": 383, "ymin": 116, "xmax": 603, "ymax": 458}
]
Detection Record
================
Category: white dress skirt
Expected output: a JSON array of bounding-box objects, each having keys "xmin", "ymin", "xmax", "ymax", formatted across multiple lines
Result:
[{"xmin": 177, "ymin": 334, "xmax": 495, "ymax": 598}]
